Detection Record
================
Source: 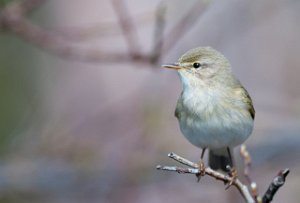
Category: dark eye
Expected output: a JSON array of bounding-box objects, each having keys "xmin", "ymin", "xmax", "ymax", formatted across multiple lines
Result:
[{"xmin": 193, "ymin": 63, "xmax": 201, "ymax": 69}]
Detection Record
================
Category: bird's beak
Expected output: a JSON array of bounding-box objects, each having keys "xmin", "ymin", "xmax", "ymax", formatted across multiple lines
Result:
[{"xmin": 161, "ymin": 63, "xmax": 183, "ymax": 70}]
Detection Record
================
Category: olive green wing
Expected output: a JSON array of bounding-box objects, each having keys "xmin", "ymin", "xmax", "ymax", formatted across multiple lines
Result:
[
  {"xmin": 175, "ymin": 100, "xmax": 182, "ymax": 119},
  {"xmin": 241, "ymin": 87, "xmax": 255, "ymax": 120},
  {"xmin": 232, "ymin": 78, "xmax": 255, "ymax": 120},
  {"xmin": 174, "ymin": 93, "xmax": 183, "ymax": 119}
]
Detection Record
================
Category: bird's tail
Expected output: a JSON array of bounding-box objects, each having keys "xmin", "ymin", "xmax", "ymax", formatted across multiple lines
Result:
[{"xmin": 208, "ymin": 148, "xmax": 233, "ymax": 172}]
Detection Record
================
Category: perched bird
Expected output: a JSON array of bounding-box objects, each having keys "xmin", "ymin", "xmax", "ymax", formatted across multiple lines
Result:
[{"xmin": 163, "ymin": 47, "xmax": 255, "ymax": 172}]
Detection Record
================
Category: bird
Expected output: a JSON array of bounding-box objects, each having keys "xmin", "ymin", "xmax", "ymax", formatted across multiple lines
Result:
[{"xmin": 162, "ymin": 47, "xmax": 255, "ymax": 173}]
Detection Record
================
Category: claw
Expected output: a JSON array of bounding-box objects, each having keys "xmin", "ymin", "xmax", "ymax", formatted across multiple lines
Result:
[
  {"xmin": 225, "ymin": 165, "xmax": 237, "ymax": 189},
  {"xmin": 196, "ymin": 159, "xmax": 206, "ymax": 182}
]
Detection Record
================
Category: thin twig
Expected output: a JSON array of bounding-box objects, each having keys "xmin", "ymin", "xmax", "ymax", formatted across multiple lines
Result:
[
  {"xmin": 0, "ymin": 0, "xmax": 157, "ymax": 64},
  {"xmin": 150, "ymin": 1, "xmax": 166, "ymax": 64},
  {"xmin": 156, "ymin": 165, "xmax": 200, "ymax": 174},
  {"xmin": 0, "ymin": 0, "xmax": 210, "ymax": 65},
  {"xmin": 240, "ymin": 144, "xmax": 259, "ymax": 200},
  {"xmin": 0, "ymin": 5, "xmax": 152, "ymax": 64},
  {"xmin": 111, "ymin": 0, "xmax": 141, "ymax": 58},
  {"xmin": 158, "ymin": 149, "xmax": 290, "ymax": 203},
  {"xmin": 240, "ymin": 144, "xmax": 252, "ymax": 184},
  {"xmin": 157, "ymin": 152, "xmax": 255, "ymax": 203},
  {"xmin": 262, "ymin": 169, "xmax": 290, "ymax": 203},
  {"xmin": 160, "ymin": 0, "xmax": 209, "ymax": 55},
  {"xmin": 168, "ymin": 152, "xmax": 198, "ymax": 168},
  {"xmin": 0, "ymin": 0, "xmax": 212, "ymax": 65}
]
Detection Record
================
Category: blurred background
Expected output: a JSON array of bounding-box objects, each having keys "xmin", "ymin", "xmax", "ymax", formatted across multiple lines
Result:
[{"xmin": 0, "ymin": 0, "xmax": 300, "ymax": 202}]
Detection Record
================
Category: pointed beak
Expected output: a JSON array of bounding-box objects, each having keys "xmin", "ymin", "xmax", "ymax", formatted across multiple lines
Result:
[{"xmin": 161, "ymin": 63, "xmax": 183, "ymax": 70}]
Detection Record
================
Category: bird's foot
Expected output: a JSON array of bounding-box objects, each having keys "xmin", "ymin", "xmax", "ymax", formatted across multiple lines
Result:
[
  {"xmin": 196, "ymin": 159, "xmax": 206, "ymax": 182},
  {"xmin": 225, "ymin": 165, "xmax": 237, "ymax": 189}
]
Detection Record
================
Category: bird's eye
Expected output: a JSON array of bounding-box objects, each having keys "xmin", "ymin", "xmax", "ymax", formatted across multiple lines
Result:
[{"xmin": 193, "ymin": 63, "xmax": 201, "ymax": 69}]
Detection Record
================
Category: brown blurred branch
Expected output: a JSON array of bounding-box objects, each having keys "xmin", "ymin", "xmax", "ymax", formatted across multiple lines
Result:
[
  {"xmin": 161, "ymin": 0, "xmax": 209, "ymax": 55},
  {"xmin": 0, "ymin": 0, "xmax": 151, "ymax": 64},
  {"xmin": 149, "ymin": 2, "xmax": 166, "ymax": 63},
  {"xmin": 111, "ymin": 0, "xmax": 141, "ymax": 58},
  {"xmin": 157, "ymin": 146, "xmax": 290, "ymax": 203},
  {"xmin": 0, "ymin": 0, "xmax": 207, "ymax": 65}
]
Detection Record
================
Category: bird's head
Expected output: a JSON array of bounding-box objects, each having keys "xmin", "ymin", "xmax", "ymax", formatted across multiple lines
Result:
[{"xmin": 162, "ymin": 47, "xmax": 232, "ymax": 88}]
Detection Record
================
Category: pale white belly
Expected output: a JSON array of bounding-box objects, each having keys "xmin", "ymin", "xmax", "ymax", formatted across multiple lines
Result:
[{"xmin": 178, "ymin": 109, "xmax": 253, "ymax": 149}]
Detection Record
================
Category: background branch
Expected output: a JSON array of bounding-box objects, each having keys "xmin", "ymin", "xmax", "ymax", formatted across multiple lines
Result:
[
  {"xmin": 149, "ymin": 2, "xmax": 166, "ymax": 64},
  {"xmin": 240, "ymin": 145, "xmax": 259, "ymax": 200},
  {"xmin": 160, "ymin": 0, "xmax": 209, "ymax": 55},
  {"xmin": 111, "ymin": 0, "xmax": 141, "ymax": 58},
  {"xmin": 0, "ymin": 0, "xmax": 207, "ymax": 65}
]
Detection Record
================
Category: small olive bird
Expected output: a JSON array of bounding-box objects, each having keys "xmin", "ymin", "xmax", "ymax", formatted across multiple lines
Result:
[{"xmin": 163, "ymin": 47, "xmax": 255, "ymax": 172}]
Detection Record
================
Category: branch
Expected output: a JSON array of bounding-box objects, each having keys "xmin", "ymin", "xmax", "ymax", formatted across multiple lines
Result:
[
  {"xmin": 262, "ymin": 169, "xmax": 290, "ymax": 203},
  {"xmin": 0, "ymin": 0, "xmax": 211, "ymax": 65},
  {"xmin": 0, "ymin": 7, "xmax": 153, "ymax": 64},
  {"xmin": 160, "ymin": 0, "xmax": 209, "ymax": 55},
  {"xmin": 157, "ymin": 150, "xmax": 290, "ymax": 203},
  {"xmin": 240, "ymin": 145, "xmax": 259, "ymax": 200},
  {"xmin": 149, "ymin": 2, "xmax": 166, "ymax": 64},
  {"xmin": 0, "ymin": 0, "xmax": 161, "ymax": 64},
  {"xmin": 156, "ymin": 152, "xmax": 255, "ymax": 203},
  {"xmin": 111, "ymin": 0, "xmax": 141, "ymax": 58}
]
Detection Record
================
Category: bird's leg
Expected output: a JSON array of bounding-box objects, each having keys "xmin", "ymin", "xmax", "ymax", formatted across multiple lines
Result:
[
  {"xmin": 196, "ymin": 148, "xmax": 206, "ymax": 182},
  {"xmin": 225, "ymin": 147, "xmax": 237, "ymax": 188}
]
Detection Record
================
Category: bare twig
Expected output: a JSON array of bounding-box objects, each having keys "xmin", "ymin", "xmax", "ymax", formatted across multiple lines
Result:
[
  {"xmin": 240, "ymin": 144, "xmax": 259, "ymax": 200},
  {"xmin": 157, "ymin": 150, "xmax": 290, "ymax": 203},
  {"xmin": 168, "ymin": 152, "xmax": 198, "ymax": 168},
  {"xmin": 240, "ymin": 144, "xmax": 252, "ymax": 184},
  {"xmin": 262, "ymin": 169, "xmax": 289, "ymax": 203},
  {"xmin": 150, "ymin": 2, "xmax": 166, "ymax": 64},
  {"xmin": 0, "ymin": 0, "xmax": 211, "ymax": 65},
  {"xmin": 0, "ymin": 0, "xmax": 159, "ymax": 64},
  {"xmin": 157, "ymin": 152, "xmax": 255, "ymax": 203},
  {"xmin": 0, "ymin": 3, "xmax": 152, "ymax": 64},
  {"xmin": 1, "ymin": 16, "xmax": 134, "ymax": 63},
  {"xmin": 111, "ymin": 0, "xmax": 141, "ymax": 58},
  {"xmin": 160, "ymin": 0, "xmax": 209, "ymax": 55}
]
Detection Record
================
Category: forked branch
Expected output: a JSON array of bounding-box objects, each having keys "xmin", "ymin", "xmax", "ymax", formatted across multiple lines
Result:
[
  {"xmin": 156, "ymin": 146, "xmax": 289, "ymax": 203},
  {"xmin": 156, "ymin": 152, "xmax": 255, "ymax": 203},
  {"xmin": 0, "ymin": 0, "xmax": 207, "ymax": 65}
]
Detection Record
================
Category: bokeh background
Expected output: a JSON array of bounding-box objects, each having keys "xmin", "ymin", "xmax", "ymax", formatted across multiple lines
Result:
[{"xmin": 0, "ymin": 0, "xmax": 300, "ymax": 202}]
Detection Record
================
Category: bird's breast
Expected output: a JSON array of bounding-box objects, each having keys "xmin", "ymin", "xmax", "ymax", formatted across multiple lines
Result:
[{"xmin": 175, "ymin": 87, "xmax": 253, "ymax": 149}]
